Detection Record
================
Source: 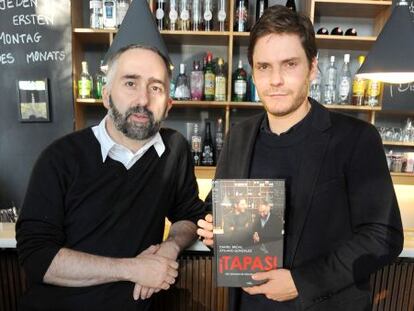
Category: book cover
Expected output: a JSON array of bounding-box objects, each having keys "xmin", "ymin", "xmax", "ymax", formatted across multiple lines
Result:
[{"xmin": 212, "ymin": 179, "xmax": 285, "ymax": 287}]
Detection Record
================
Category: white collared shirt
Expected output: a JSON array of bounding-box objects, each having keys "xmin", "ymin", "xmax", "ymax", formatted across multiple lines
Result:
[{"xmin": 92, "ymin": 116, "xmax": 165, "ymax": 170}]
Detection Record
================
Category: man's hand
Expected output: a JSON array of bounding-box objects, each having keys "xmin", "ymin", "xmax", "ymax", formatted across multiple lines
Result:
[
  {"xmin": 197, "ymin": 214, "xmax": 214, "ymax": 246},
  {"xmin": 133, "ymin": 240, "xmax": 180, "ymax": 300},
  {"xmin": 125, "ymin": 245, "xmax": 178, "ymax": 301},
  {"xmin": 253, "ymin": 232, "xmax": 260, "ymax": 243},
  {"xmin": 242, "ymin": 269, "xmax": 298, "ymax": 302}
]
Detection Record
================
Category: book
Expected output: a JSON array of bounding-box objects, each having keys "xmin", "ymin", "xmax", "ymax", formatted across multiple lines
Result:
[{"xmin": 212, "ymin": 179, "xmax": 285, "ymax": 287}]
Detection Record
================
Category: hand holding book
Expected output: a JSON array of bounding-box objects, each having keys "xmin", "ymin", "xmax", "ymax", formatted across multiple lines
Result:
[{"xmin": 243, "ymin": 269, "xmax": 298, "ymax": 301}]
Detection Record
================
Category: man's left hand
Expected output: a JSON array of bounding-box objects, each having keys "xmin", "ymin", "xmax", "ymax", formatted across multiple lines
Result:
[
  {"xmin": 133, "ymin": 240, "xmax": 180, "ymax": 300},
  {"xmin": 242, "ymin": 269, "xmax": 299, "ymax": 302}
]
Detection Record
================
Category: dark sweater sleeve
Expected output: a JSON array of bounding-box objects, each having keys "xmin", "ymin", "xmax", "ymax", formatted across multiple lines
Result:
[
  {"xmin": 167, "ymin": 134, "xmax": 206, "ymax": 225},
  {"xmin": 16, "ymin": 148, "xmax": 68, "ymax": 284},
  {"xmin": 291, "ymin": 124, "xmax": 404, "ymax": 309}
]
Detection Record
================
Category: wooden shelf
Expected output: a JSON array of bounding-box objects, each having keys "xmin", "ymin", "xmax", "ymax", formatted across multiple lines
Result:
[
  {"xmin": 391, "ymin": 172, "xmax": 414, "ymax": 185},
  {"xmin": 383, "ymin": 141, "xmax": 414, "ymax": 147},
  {"xmin": 229, "ymin": 101, "xmax": 262, "ymax": 108},
  {"xmin": 316, "ymin": 35, "xmax": 377, "ymax": 50},
  {"xmin": 322, "ymin": 104, "xmax": 381, "ymax": 111},
  {"xmin": 161, "ymin": 30, "xmax": 230, "ymax": 45},
  {"xmin": 314, "ymin": 0, "xmax": 392, "ymax": 19},
  {"xmin": 76, "ymin": 98, "xmax": 103, "ymax": 105},
  {"xmin": 73, "ymin": 28, "xmax": 115, "ymax": 45},
  {"xmin": 195, "ymin": 166, "xmax": 215, "ymax": 179},
  {"xmin": 172, "ymin": 100, "xmax": 228, "ymax": 108}
]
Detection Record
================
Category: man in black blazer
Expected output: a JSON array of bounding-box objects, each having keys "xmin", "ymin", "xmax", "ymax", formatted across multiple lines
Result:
[{"xmin": 197, "ymin": 5, "xmax": 403, "ymax": 311}]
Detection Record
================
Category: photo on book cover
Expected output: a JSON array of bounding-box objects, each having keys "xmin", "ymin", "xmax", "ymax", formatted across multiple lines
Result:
[{"xmin": 212, "ymin": 179, "xmax": 285, "ymax": 287}]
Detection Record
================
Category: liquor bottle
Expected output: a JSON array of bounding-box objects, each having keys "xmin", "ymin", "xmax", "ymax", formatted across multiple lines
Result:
[
  {"xmin": 116, "ymin": 0, "xmax": 129, "ymax": 27},
  {"xmin": 174, "ymin": 63, "xmax": 191, "ymax": 100},
  {"xmin": 103, "ymin": 0, "xmax": 117, "ymax": 28},
  {"xmin": 352, "ymin": 55, "xmax": 367, "ymax": 106},
  {"xmin": 78, "ymin": 61, "xmax": 93, "ymax": 99},
  {"xmin": 323, "ymin": 56, "xmax": 337, "ymax": 105},
  {"xmin": 234, "ymin": 0, "xmax": 248, "ymax": 32},
  {"xmin": 201, "ymin": 121, "xmax": 215, "ymax": 166},
  {"xmin": 94, "ymin": 60, "xmax": 106, "ymax": 99},
  {"xmin": 179, "ymin": 0, "xmax": 190, "ymax": 31},
  {"xmin": 217, "ymin": 0, "xmax": 226, "ymax": 31},
  {"xmin": 331, "ymin": 27, "xmax": 343, "ymax": 35},
  {"xmin": 345, "ymin": 28, "xmax": 357, "ymax": 36},
  {"xmin": 215, "ymin": 58, "xmax": 227, "ymax": 101},
  {"xmin": 90, "ymin": 0, "xmax": 103, "ymax": 29},
  {"xmin": 249, "ymin": 75, "xmax": 260, "ymax": 102},
  {"xmin": 203, "ymin": 0, "xmax": 214, "ymax": 31},
  {"xmin": 338, "ymin": 53, "xmax": 352, "ymax": 105},
  {"xmin": 192, "ymin": 0, "xmax": 202, "ymax": 31},
  {"xmin": 204, "ymin": 52, "xmax": 216, "ymax": 101},
  {"xmin": 156, "ymin": 0, "xmax": 167, "ymax": 31},
  {"xmin": 233, "ymin": 59, "xmax": 247, "ymax": 101},
  {"xmin": 364, "ymin": 80, "xmax": 381, "ymax": 107},
  {"xmin": 215, "ymin": 118, "xmax": 224, "ymax": 162},
  {"xmin": 190, "ymin": 60, "xmax": 204, "ymax": 100},
  {"xmin": 256, "ymin": 0, "xmax": 268, "ymax": 23},
  {"xmin": 191, "ymin": 123, "xmax": 202, "ymax": 166},
  {"xmin": 169, "ymin": 0, "xmax": 178, "ymax": 30},
  {"xmin": 309, "ymin": 54, "xmax": 322, "ymax": 102},
  {"xmin": 285, "ymin": 0, "xmax": 296, "ymax": 11}
]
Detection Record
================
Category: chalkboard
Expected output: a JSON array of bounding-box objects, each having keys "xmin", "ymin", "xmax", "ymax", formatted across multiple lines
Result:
[
  {"xmin": 0, "ymin": 0, "xmax": 74, "ymax": 208},
  {"xmin": 382, "ymin": 83, "xmax": 414, "ymax": 111}
]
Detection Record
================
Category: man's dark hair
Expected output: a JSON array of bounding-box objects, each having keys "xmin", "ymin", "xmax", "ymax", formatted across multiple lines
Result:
[{"xmin": 248, "ymin": 5, "xmax": 317, "ymax": 68}]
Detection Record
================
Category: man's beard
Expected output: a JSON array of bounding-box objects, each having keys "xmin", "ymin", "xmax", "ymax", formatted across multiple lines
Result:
[{"xmin": 108, "ymin": 96, "xmax": 163, "ymax": 140}]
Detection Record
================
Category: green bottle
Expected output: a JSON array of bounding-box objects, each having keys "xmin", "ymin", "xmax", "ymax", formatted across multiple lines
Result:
[
  {"xmin": 94, "ymin": 60, "xmax": 106, "ymax": 99},
  {"xmin": 78, "ymin": 61, "xmax": 93, "ymax": 99},
  {"xmin": 233, "ymin": 59, "xmax": 247, "ymax": 101}
]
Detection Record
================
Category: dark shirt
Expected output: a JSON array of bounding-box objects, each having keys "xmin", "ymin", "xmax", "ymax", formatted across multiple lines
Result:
[
  {"xmin": 242, "ymin": 107, "xmax": 314, "ymax": 310},
  {"xmin": 16, "ymin": 127, "xmax": 205, "ymax": 311}
]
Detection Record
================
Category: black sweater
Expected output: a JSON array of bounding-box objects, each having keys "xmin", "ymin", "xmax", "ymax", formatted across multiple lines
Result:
[{"xmin": 16, "ymin": 128, "xmax": 205, "ymax": 311}]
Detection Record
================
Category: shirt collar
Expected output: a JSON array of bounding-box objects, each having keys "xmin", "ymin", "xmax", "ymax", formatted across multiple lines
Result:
[{"xmin": 92, "ymin": 116, "xmax": 165, "ymax": 163}]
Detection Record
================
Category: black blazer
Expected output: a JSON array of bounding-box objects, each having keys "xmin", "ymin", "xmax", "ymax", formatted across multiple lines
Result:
[{"xmin": 211, "ymin": 101, "xmax": 404, "ymax": 311}]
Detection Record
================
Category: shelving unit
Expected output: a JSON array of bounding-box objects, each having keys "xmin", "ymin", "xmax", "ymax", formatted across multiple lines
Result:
[{"xmin": 71, "ymin": 0, "xmax": 413, "ymax": 184}]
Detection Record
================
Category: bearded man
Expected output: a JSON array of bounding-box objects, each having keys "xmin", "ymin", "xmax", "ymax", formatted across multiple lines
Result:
[{"xmin": 16, "ymin": 45, "xmax": 205, "ymax": 311}]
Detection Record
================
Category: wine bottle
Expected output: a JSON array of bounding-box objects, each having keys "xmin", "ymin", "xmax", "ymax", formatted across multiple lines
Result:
[
  {"xmin": 256, "ymin": 0, "xmax": 268, "ymax": 23},
  {"xmin": 345, "ymin": 28, "xmax": 357, "ymax": 36},
  {"xmin": 285, "ymin": 0, "xmax": 296, "ymax": 11},
  {"xmin": 233, "ymin": 60, "xmax": 247, "ymax": 101},
  {"xmin": 201, "ymin": 121, "xmax": 215, "ymax": 166},
  {"xmin": 331, "ymin": 27, "xmax": 343, "ymax": 35}
]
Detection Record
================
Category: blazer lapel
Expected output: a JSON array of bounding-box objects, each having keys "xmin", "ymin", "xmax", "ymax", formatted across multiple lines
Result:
[{"xmin": 285, "ymin": 103, "xmax": 332, "ymax": 267}]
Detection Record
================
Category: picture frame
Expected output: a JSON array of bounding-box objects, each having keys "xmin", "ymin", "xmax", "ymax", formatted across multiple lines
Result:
[{"xmin": 16, "ymin": 79, "xmax": 50, "ymax": 122}]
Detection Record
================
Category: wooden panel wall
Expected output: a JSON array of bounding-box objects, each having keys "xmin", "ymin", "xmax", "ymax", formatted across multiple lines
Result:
[
  {"xmin": 1, "ymin": 250, "xmax": 413, "ymax": 311},
  {"xmin": 0, "ymin": 250, "xmax": 26, "ymax": 311},
  {"xmin": 371, "ymin": 258, "xmax": 414, "ymax": 311}
]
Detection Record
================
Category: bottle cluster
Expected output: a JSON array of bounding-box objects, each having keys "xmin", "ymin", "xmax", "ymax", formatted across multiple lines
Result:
[
  {"xmin": 78, "ymin": 61, "xmax": 106, "ymax": 100},
  {"xmin": 153, "ymin": 0, "xmax": 227, "ymax": 31},
  {"xmin": 89, "ymin": 0, "xmax": 130, "ymax": 29},
  {"xmin": 171, "ymin": 55, "xmax": 259, "ymax": 102},
  {"xmin": 172, "ymin": 52, "xmax": 227, "ymax": 101},
  {"xmin": 190, "ymin": 118, "xmax": 224, "ymax": 166},
  {"xmin": 310, "ymin": 54, "xmax": 382, "ymax": 106}
]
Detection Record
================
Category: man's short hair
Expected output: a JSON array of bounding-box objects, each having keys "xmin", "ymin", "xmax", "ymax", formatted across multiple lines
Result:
[
  {"xmin": 105, "ymin": 44, "xmax": 172, "ymax": 90},
  {"xmin": 248, "ymin": 5, "xmax": 317, "ymax": 68}
]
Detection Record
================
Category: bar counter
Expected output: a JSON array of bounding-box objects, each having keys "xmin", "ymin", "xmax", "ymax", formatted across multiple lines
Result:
[{"xmin": 1, "ymin": 223, "xmax": 413, "ymax": 311}]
